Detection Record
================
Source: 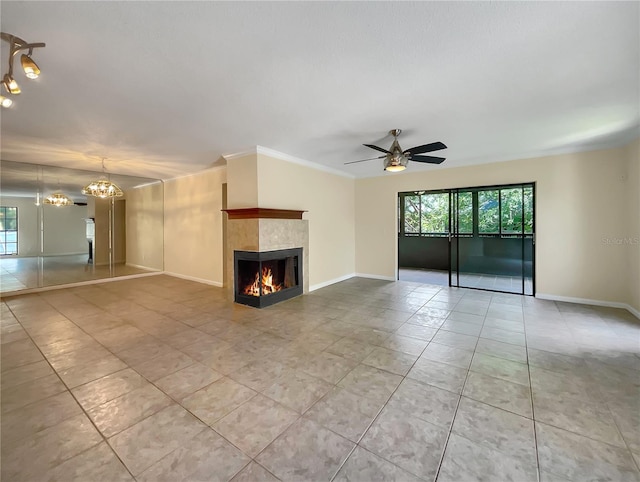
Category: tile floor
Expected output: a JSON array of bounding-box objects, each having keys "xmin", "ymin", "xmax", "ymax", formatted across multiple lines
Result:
[
  {"xmin": 1, "ymin": 275, "xmax": 639, "ymax": 481},
  {"xmin": 399, "ymin": 268, "xmax": 533, "ymax": 295},
  {"xmin": 0, "ymin": 255, "xmax": 156, "ymax": 294}
]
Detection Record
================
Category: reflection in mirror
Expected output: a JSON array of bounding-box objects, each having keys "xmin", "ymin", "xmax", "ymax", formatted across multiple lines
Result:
[{"xmin": 0, "ymin": 160, "xmax": 164, "ymax": 294}]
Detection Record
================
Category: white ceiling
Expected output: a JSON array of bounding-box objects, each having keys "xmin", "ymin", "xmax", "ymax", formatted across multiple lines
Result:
[{"xmin": 1, "ymin": 1, "xmax": 638, "ymax": 180}]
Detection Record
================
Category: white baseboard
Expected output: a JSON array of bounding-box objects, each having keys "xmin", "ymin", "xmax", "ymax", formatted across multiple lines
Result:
[
  {"xmin": 355, "ymin": 272, "xmax": 396, "ymax": 281},
  {"xmin": 41, "ymin": 252, "xmax": 86, "ymax": 257},
  {"xmin": 0, "ymin": 271, "xmax": 163, "ymax": 298},
  {"xmin": 309, "ymin": 273, "xmax": 356, "ymax": 292},
  {"xmin": 163, "ymin": 271, "xmax": 223, "ymax": 288},
  {"xmin": 125, "ymin": 262, "xmax": 160, "ymax": 271},
  {"xmin": 536, "ymin": 293, "xmax": 640, "ymax": 319}
]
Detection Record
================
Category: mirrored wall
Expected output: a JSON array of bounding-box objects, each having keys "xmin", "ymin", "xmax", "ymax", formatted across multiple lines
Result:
[{"xmin": 0, "ymin": 160, "xmax": 163, "ymax": 294}]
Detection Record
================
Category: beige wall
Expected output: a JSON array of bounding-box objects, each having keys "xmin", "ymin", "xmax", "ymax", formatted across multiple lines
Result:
[
  {"xmin": 625, "ymin": 139, "xmax": 640, "ymax": 311},
  {"xmin": 126, "ymin": 183, "xmax": 164, "ymax": 270},
  {"xmin": 226, "ymin": 154, "xmax": 258, "ymax": 209},
  {"xmin": 255, "ymin": 153, "xmax": 356, "ymax": 289},
  {"xmin": 355, "ymin": 143, "xmax": 636, "ymax": 307},
  {"xmin": 163, "ymin": 168, "xmax": 226, "ymax": 285}
]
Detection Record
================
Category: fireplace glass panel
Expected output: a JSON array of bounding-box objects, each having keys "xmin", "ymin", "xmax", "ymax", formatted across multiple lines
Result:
[
  {"xmin": 234, "ymin": 248, "xmax": 303, "ymax": 308},
  {"xmin": 237, "ymin": 260, "xmax": 260, "ymax": 296}
]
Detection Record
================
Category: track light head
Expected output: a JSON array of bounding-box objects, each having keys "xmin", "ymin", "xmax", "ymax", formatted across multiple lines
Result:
[
  {"xmin": 0, "ymin": 95, "xmax": 12, "ymax": 108},
  {"xmin": 20, "ymin": 54, "xmax": 40, "ymax": 79},
  {"xmin": 2, "ymin": 74, "xmax": 20, "ymax": 94},
  {"xmin": 0, "ymin": 33, "xmax": 45, "ymax": 106}
]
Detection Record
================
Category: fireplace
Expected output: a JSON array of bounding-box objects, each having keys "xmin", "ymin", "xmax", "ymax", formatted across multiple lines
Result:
[{"xmin": 234, "ymin": 248, "xmax": 303, "ymax": 308}]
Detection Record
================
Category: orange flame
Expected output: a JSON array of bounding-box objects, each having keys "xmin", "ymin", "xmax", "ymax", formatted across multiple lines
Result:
[{"xmin": 243, "ymin": 267, "xmax": 282, "ymax": 296}]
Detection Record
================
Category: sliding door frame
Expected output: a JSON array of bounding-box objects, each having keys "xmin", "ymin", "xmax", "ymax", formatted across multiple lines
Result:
[{"xmin": 398, "ymin": 182, "xmax": 536, "ymax": 296}]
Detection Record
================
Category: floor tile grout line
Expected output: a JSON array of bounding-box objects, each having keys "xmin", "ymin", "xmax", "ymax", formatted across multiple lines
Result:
[
  {"xmin": 5, "ymin": 278, "xmax": 640, "ymax": 482},
  {"xmin": 63, "ymin": 284, "xmax": 286, "ymax": 477},
  {"xmin": 524, "ymin": 303, "xmax": 543, "ymax": 482},
  {"xmin": 4, "ymin": 285, "xmax": 269, "ymax": 480},
  {"xmin": 601, "ymin": 396, "xmax": 640, "ymax": 473},
  {"xmin": 431, "ymin": 302, "xmax": 488, "ymax": 482},
  {"xmin": 327, "ymin": 283, "xmax": 446, "ymax": 482},
  {"xmin": 3, "ymin": 300, "xmax": 138, "ymax": 482}
]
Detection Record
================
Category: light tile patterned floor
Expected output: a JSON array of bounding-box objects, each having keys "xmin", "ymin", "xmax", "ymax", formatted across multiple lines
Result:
[
  {"xmin": 1, "ymin": 275, "xmax": 639, "ymax": 481},
  {"xmin": 399, "ymin": 268, "xmax": 534, "ymax": 295},
  {"xmin": 0, "ymin": 255, "xmax": 156, "ymax": 294}
]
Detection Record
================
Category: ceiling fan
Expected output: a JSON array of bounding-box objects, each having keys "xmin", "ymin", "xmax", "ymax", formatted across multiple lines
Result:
[{"xmin": 345, "ymin": 129, "xmax": 447, "ymax": 172}]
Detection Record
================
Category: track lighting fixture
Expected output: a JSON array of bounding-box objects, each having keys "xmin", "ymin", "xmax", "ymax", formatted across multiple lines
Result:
[
  {"xmin": 0, "ymin": 95, "xmax": 12, "ymax": 108},
  {"xmin": 2, "ymin": 74, "xmax": 20, "ymax": 94},
  {"xmin": 0, "ymin": 32, "xmax": 45, "ymax": 108},
  {"xmin": 20, "ymin": 54, "xmax": 40, "ymax": 79}
]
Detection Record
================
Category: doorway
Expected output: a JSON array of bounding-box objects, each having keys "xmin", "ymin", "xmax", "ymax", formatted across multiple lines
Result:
[{"xmin": 398, "ymin": 183, "xmax": 535, "ymax": 295}]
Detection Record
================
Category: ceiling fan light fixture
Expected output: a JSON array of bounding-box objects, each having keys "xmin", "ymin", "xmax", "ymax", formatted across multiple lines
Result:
[
  {"xmin": 384, "ymin": 153, "xmax": 408, "ymax": 172},
  {"xmin": 20, "ymin": 54, "xmax": 40, "ymax": 79},
  {"xmin": 0, "ymin": 95, "xmax": 12, "ymax": 108},
  {"xmin": 2, "ymin": 74, "xmax": 20, "ymax": 94}
]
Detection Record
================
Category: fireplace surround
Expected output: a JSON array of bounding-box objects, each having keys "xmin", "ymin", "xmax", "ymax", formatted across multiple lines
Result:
[
  {"xmin": 234, "ymin": 248, "xmax": 303, "ymax": 308},
  {"xmin": 224, "ymin": 207, "xmax": 310, "ymax": 304}
]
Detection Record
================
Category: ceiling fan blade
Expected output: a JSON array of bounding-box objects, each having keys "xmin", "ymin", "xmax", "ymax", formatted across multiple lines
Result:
[
  {"xmin": 344, "ymin": 155, "xmax": 386, "ymax": 165},
  {"xmin": 363, "ymin": 144, "xmax": 391, "ymax": 154},
  {"xmin": 404, "ymin": 141, "xmax": 447, "ymax": 155},
  {"xmin": 410, "ymin": 155, "xmax": 446, "ymax": 164}
]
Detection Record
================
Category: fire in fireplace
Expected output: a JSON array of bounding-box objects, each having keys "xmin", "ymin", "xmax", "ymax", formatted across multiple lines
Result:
[{"xmin": 234, "ymin": 248, "xmax": 303, "ymax": 308}]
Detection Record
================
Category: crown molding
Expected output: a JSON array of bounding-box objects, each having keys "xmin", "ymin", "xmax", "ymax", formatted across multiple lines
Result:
[
  {"xmin": 256, "ymin": 146, "xmax": 354, "ymax": 179},
  {"xmin": 222, "ymin": 145, "xmax": 354, "ymax": 179},
  {"xmin": 222, "ymin": 147, "xmax": 258, "ymax": 161},
  {"xmin": 162, "ymin": 164, "xmax": 226, "ymax": 183}
]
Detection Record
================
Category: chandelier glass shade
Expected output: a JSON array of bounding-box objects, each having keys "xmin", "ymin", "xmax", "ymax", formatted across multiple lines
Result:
[
  {"xmin": 82, "ymin": 178, "xmax": 124, "ymax": 198},
  {"xmin": 44, "ymin": 192, "xmax": 74, "ymax": 207}
]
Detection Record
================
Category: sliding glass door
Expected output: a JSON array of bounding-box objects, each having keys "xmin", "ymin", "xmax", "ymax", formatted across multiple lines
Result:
[
  {"xmin": 450, "ymin": 183, "xmax": 534, "ymax": 295},
  {"xmin": 398, "ymin": 182, "xmax": 535, "ymax": 295}
]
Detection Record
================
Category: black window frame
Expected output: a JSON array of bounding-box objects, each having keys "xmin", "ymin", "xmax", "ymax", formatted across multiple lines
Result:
[{"xmin": 0, "ymin": 206, "xmax": 18, "ymax": 256}]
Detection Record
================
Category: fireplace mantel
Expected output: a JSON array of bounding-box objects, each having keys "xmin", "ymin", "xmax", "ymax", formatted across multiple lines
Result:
[{"xmin": 223, "ymin": 208, "xmax": 306, "ymax": 220}]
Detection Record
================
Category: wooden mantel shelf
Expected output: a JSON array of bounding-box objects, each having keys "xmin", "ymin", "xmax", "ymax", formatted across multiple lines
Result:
[{"xmin": 222, "ymin": 208, "xmax": 306, "ymax": 220}]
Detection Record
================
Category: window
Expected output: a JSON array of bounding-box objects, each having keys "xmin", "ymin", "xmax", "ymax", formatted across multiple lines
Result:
[
  {"xmin": 456, "ymin": 192, "xmax": 473, "ymax": 234},
  {"xmin": 401, "ymin": 192, "xmax": 450, "ymax": 236},
  {"xmin": 403, "ymin": 194, "xmax": 420, "ymax": 233},
  {"xmin": 420, "ymin": 193, "xmax": 449, "ymax": 234},
  {"xmin": 523, "ymin": 187, "xmax": 533, "ymax": 234},
  {"xmin": 0, "ymin": 207, "xmax": 18, "ymax": 255},
  {"xmin": 401, "ymin": 184, "xmax": 533, "ymax": 238},
  {"xmin": 500, "ymin": 188, "xmax": 523, "ymax": 234},
  {"xmin": 478, "ymin": 190, "xmax": 499, "ymax": 234}
]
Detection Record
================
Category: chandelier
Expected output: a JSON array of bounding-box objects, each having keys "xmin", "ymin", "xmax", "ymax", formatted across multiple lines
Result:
[
  {"xmin": 1, "ymin": 32, "xmax": 46, "ymax": 109},
  {"xmin": 44, "ymin": 192, "xmax": 74, "ymax": 207},
  {"xmin": 82, "ymin": 159, "xmax": 124, "ymax": 198}
]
